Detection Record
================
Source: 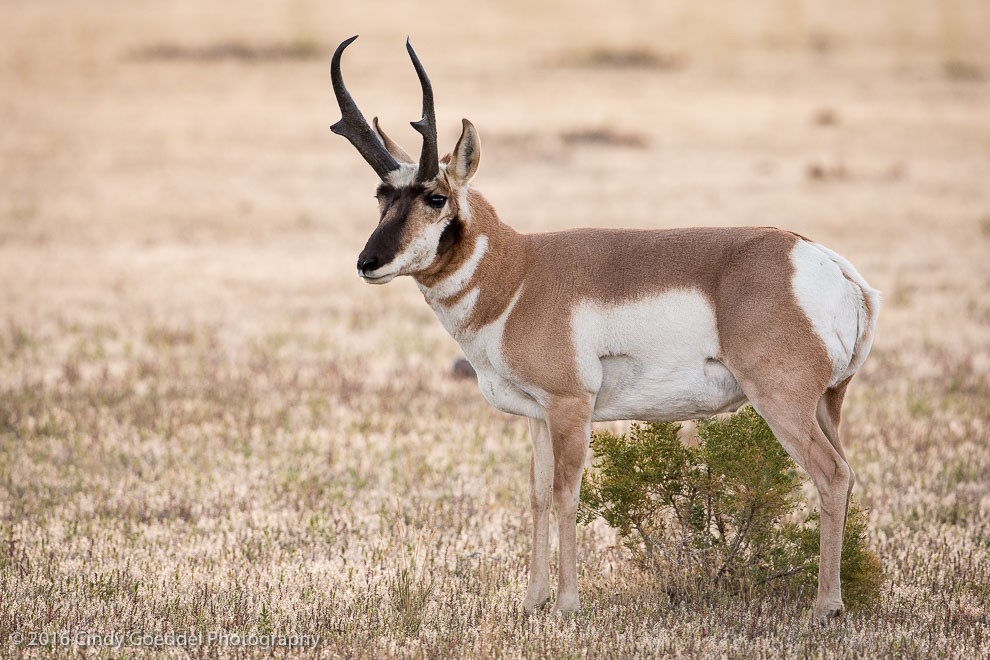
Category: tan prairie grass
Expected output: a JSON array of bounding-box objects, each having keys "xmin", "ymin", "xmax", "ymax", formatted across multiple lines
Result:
[{"xmin": 1, "ymin": 0, "xmax": 989, "ymax": 657}]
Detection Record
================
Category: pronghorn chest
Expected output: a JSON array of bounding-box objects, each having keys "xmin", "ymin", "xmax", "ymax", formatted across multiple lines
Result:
[
  {"xmin": 417, "ymin": 234, "xmax": 545, "ymax": 418},
  {"xmin": 427, "ymin": 289, "xmax": 545, "ymax": 419},
  {"xmin": 462, "ymin": 336, "xmax": 545, "ymax": 420}
]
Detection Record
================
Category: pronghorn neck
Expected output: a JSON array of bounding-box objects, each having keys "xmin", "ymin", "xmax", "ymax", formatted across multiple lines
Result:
[{"xmin": 414, "ymin": 189, "xmax": 527, "ymax": 336}]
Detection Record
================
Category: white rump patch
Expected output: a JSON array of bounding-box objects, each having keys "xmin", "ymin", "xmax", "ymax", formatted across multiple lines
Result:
[
  {"xmin": 790, "ymin": 240, "xmax": 875, "ymax": 386},
  {"xmin": 571, "ymin": 290, "xmax": 746, "ymax": 422}
]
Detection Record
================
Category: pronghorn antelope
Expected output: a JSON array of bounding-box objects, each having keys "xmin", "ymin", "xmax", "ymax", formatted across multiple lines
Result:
[{"xmin": 329, "ymin": 36, "xmax": 880, "ymax": 622}]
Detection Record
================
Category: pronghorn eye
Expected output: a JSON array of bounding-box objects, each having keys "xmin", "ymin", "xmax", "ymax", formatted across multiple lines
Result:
[{"xmin": 426, "ymin": 194, "xmax": 447, "ymax": 209}]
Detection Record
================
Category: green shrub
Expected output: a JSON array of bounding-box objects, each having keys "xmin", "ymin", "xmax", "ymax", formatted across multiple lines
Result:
[{"xmin": 578, "ymin": 407, "xmax": 882, "ymax": 609}]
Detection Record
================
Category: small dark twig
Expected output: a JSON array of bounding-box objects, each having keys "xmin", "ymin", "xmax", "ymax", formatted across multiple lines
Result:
[
  {"xmin": 757, "ymin": 564, "xmax": 810, "ymax": 585},
  {"xmin": 712, "ymin": 504, "xmax": 756, "ymax": 583}
]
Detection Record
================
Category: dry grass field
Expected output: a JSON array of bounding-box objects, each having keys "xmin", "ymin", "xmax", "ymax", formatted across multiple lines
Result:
[{"xmin": 2, "ymin": 0, "xmax": 989, "ymax": 656}]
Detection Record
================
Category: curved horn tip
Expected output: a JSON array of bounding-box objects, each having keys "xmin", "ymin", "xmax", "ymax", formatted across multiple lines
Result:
[
  {"xmin": 405, "ymin": 37, "xmax": 421, "ymax": 59},
  {"xmin": 330, "ymin": 35, "xmax": 359, "ymax": 78},
  {"xmin": 332, "ymin": 35, "xmax": 359, "ymax": 60}
]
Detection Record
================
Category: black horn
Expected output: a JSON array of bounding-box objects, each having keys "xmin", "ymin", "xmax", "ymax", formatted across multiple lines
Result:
[
  {"xmin": 406, "ymin": 38, "xmax": 439, "ymax": 182},
  {"xmin": 330, "ymin": 36, "xmax": 400, "ymax": 179}
]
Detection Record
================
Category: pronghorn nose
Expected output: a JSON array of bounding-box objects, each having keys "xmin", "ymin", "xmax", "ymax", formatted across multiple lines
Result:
[{"xmin": 357, "ymin": 254, "xmax": 379, "ymax": 274}]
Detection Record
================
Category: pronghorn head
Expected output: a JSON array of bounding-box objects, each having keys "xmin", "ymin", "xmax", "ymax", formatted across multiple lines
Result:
[{"xmin": 330, "ymin": 36, "xmax": 481, "ymax": 285}]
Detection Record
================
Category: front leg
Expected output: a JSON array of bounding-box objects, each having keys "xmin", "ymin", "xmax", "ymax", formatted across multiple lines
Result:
[
  {"xmin": 523, "ymin": 417, "xmax": 553, "ymax": 611},
  {"xmin": 547, "ymin": 395, "xmax": 593, "ymax": 614}
]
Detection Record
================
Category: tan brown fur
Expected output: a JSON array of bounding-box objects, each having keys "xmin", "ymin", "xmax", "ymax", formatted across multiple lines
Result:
[
  {"xmin": 506, "ymin": 227, "xmax": 818, "ymax": 397},
  {"xmin": 421, "ymin": 213, "xmax": 827, "ymax": 401}
]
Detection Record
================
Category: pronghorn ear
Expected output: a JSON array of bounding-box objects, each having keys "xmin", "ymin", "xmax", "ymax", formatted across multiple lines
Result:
[
  {"xmin": 447, "ymin": 119, "xmax": 480, "ymax": 184},
  {"xmin": 372, "ymin": 117, "xmax": 414, "ymax": 164}
]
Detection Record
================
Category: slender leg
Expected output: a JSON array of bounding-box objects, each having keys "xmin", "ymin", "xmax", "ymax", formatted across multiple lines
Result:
[
  {"xmin": 546, "ymin": 396, "xmax": 593, "ymax": 614},
  {"xmin": 522, "ymin": 417, "xmax": 553, "ymax": 611},
  {"xmin": 753, "ymin": 396, "xmax": 852, "ymax": 621},
  {"xmin": 816, "ymin": 380, "xmax": 856, "ymax": 528}
]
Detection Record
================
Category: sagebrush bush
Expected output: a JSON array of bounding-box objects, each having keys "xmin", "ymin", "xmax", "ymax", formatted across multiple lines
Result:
[{"xmin": 579, "ymin": 407, "xmax": 883, "ymax": 609}]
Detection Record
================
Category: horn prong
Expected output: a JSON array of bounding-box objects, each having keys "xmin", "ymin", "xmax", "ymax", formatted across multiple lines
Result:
[{"xmin": 406, "ymin": 38, "xmax": 439, "ymax": 182}]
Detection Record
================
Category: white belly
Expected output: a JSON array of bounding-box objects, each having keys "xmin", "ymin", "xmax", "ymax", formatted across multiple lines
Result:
[
  {"xmin": 572, "ymin": 290, "xmax": 747, "ymax": 422},
  {"xmin": 592, "ymin": 353, "xmax": 746, "ymax": 422}
]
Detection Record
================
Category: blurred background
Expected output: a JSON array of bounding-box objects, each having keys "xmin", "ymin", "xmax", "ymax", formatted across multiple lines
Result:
[
  {"xmin": 1, "ymin": 1, "xmax": 988, "ymax": 654},
  {"xmin": 2, "ymin": 0, "xmax": 988, "ymax": 349}
]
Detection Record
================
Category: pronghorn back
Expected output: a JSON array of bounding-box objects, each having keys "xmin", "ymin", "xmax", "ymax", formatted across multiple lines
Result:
[{"xmin": 433, "ymin": 224, "xmax": 880, "ymax": 425}]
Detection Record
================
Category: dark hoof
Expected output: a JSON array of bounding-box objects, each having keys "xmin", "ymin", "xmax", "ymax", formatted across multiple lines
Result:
[{"xmin": 814, "ymin": 606, "xmax": 845, "ymax": 624}]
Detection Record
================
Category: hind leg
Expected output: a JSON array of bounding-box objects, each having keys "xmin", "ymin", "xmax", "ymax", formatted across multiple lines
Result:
[
  {"xmin": 817, "ymin": 377, "xmax": 856, "ymax": 527},
  {"xmin": 726, "ymin": 363, "xmax": 852, "ymax": 621},
  {"xmin": 715, "ymin": 229, "xmax": 862, "ymax": 620},
  {"xmin": 755, "ymin": 395, "xmax": 851, "ymax": 620}
]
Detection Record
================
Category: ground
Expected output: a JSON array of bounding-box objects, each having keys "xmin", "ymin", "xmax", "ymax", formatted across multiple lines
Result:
[{"xmin": 1, "ymin": 1, "xmax": 988, "ymax": 657}]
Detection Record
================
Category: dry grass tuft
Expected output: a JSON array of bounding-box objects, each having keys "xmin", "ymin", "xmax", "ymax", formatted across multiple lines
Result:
[
  {"xmin": 564, "ymin": 47, "xmax": 686, "ymax": 71},
  {"xmin": 806, "ymin": 160, "xmax": 850, "ymax": 182},
  {"xmin": 560, "ymin": 128, "xmax": 648, "ymax": 149},
  {"xmin": 128, "ymin": 39, "xmax": 322, "ymax": 63},
  {"xmin": 942, "ymin": 59, "xmax": 985, "ymax": 81},
  {"xmin": 812, "ymin": 107, "xmax": 840, "ymax": 127}
]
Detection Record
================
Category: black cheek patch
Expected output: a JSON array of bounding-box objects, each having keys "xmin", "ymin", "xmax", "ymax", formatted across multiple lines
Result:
[{"xmin": 436, "ymin": 217, "xmax": 463, "ymax": 257}]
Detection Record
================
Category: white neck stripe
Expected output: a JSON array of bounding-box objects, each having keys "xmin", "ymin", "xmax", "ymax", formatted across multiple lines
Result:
[{"xmin": 420, "ymin": 234, "xmax": 489, "ymax": 301}]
